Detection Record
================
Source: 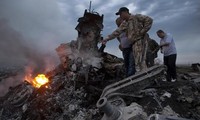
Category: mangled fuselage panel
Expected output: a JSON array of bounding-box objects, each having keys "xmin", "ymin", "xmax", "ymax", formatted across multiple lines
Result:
[
  {"xmin": 56, "ymin": 10, "xmax": 104, "ymax": 71},
  {"xmin": 75, "ymin": 9, "xmax": 104, "ymax": 54}
]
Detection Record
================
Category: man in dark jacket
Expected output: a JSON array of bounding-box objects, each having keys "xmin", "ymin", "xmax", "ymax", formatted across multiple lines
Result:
[{"xmin": 146, "ymin": 34, "xmax": 159, "ymax": 67}]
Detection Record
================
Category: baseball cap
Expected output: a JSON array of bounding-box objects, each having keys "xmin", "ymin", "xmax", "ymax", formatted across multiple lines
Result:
[{"xmin": 115, "ymin": 7, "xmax": 129, "ymax": 15}]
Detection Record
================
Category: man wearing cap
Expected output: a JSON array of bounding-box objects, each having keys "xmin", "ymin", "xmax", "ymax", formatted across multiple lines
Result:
[
  {"xmin": 102, "ymin": 7, "xmax": 153, "ymax": 72},
  {"xmin": 116, "ymin": 17, "xmax": 136, "ymax": 77}
]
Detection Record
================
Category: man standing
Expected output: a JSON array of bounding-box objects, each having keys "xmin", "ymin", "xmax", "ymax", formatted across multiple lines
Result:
[
  {"xmin": 146, "ymin": 34, "xmax": 159, "ymax": 67},
  {"xmin": 116, "ymin": 17, "xmax": 136, "ymax": 77},
  {"xmin": 156, "ymin": 30, "xmax": 177, "ymax": 82},
  {"xmin": 102, "ymin": 7, "xmax": 153, "ymax": 72}
]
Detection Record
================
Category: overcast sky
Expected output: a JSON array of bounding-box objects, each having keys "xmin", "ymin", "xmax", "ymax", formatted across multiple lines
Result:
[{"xmin": 0, "ymin": 0, "xmax": 199, "ymax": 65}]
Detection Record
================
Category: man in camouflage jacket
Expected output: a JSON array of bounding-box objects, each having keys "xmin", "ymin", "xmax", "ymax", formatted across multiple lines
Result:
[{"xmin": 102, "ymin": 7, "xmax": 153, "ymax": 72}]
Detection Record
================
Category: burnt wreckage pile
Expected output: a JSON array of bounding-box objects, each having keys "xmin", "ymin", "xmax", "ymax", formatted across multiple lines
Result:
[{"xmin": 1, "ymin": 10, "xmax": 200, "ymax": 120}]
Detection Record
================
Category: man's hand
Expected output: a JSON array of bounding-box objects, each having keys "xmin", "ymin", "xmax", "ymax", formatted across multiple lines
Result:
[
  {"xmin": 101, "ymin": 39, "xmax": 107, "ymax": 45},
  {"xmin": 101, "ymin": 37, "xmax": 109, "ymax": 45}
]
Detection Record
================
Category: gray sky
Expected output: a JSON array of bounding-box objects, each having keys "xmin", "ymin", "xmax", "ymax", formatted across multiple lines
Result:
[{"xmin": 0, "ymin": 0, "xmax": 199, "ymax": 65}]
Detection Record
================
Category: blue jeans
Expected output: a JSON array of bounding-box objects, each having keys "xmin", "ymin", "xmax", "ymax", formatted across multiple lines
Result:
[{"xmin": 122, "ymin": 47, "xmax": 136, "ymax": 77}]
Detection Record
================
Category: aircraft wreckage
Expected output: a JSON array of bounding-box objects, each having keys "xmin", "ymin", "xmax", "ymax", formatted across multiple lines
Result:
[{"xmin": 1, "ymin": 7, "xmax": 200, "ymax": 120}]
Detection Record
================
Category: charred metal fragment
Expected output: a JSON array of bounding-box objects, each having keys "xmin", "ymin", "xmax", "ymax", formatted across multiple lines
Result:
[
  {"xmin": 191, "ymin": 63, "xmax": 200, "ymax": 72},
  {"xmin": 100, "ymin": 65, "xmax": 167, "ymax": 98},
  {"xmin": 6, "ymin": 82, "xmax": 33, "ymax": 107},
  {"xmin": 97, "ymin": 97, "xmax": 148, "ymax": 120},
  {"xmin": 97, "ymin": 97, "xmax": 121, "ymax": 120},
  {"xmin": 75, "ymin": 9, "xmax": 104, "ymax": 55},
  {"xmin": 148, "ymin": 114, "xmax": 193, "ymax": 120}
]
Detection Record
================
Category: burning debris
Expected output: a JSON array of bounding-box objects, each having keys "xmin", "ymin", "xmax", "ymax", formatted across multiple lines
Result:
[
  {"xmin": 1, "ymin": 7, "xmax": 200, "ymax": 120},
  {"xmin": 25, "ymin": 74, "xmax": 49, "ymax": 88}
]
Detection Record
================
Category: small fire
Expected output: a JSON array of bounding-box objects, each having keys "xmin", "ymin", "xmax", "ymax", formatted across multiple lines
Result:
[
  {"xmin": 25, "ymin": 74, "xmax": 49, "ymax": 88},
  {"xmin": 33, "ymin": 74, "xmax": 49, "ymax": 88}
]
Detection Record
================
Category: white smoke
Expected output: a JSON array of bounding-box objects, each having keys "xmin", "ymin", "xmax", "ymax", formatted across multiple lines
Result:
[
  {"xmin": 0, "ymin": 0, "xmax": 77, "ymax": 96},
  {"xmin": 0, "ymin": 74, "xmax": 25, "ymax": 97}
]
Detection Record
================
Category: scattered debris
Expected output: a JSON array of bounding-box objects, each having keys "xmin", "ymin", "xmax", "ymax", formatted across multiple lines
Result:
[
  {"xmin": 161, "ymin": 91, "xmax": 171, "ymax": 100},
  {"xmin": 1, "ymin": 7, "xmax": 200, "ymax": 120},
  {"xmin": 148, "ymin": 114, "xmax": 192, "ymax": 120},
  {"xmin": 191, "ymin": 63, "xmax": 200, "ymax": 72},
  {"xmin": 193, "ymin": 77, "xmax": 200, "ymax": 83},
  {"xmin": 97, "ymin": 97, "xmax": 147, "ymax": 120},
  {"xmin": 161, "ymin": 105, "xmax": 178, "ymax": 116}
]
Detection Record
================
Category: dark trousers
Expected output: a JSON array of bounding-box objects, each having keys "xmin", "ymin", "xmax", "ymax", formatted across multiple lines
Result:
[
  {"xmin": 164, "ymin": 54, "xmax": 177, "ymax": 81},
  {"xmin": 146, "ymin": 52, "xmax": 155, "ymax": 67},
  {"xmin": 122, "ymin": 47, "xmax": 136, "ymax": 77}
]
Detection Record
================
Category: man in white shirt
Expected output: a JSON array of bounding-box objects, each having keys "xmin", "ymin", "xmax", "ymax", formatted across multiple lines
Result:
[{"xmin": 157, "ymin": 29, "xmax": 177, "ymax": 82}]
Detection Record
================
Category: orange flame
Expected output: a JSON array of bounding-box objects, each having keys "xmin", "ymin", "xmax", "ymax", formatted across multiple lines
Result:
[
  {"xmin": 25, "ymin": 74, "xmax": 49, "ymax": 88},
  {"xmin": 33, "ymin": 74, "xmax": 49, "ymax": 88}
]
